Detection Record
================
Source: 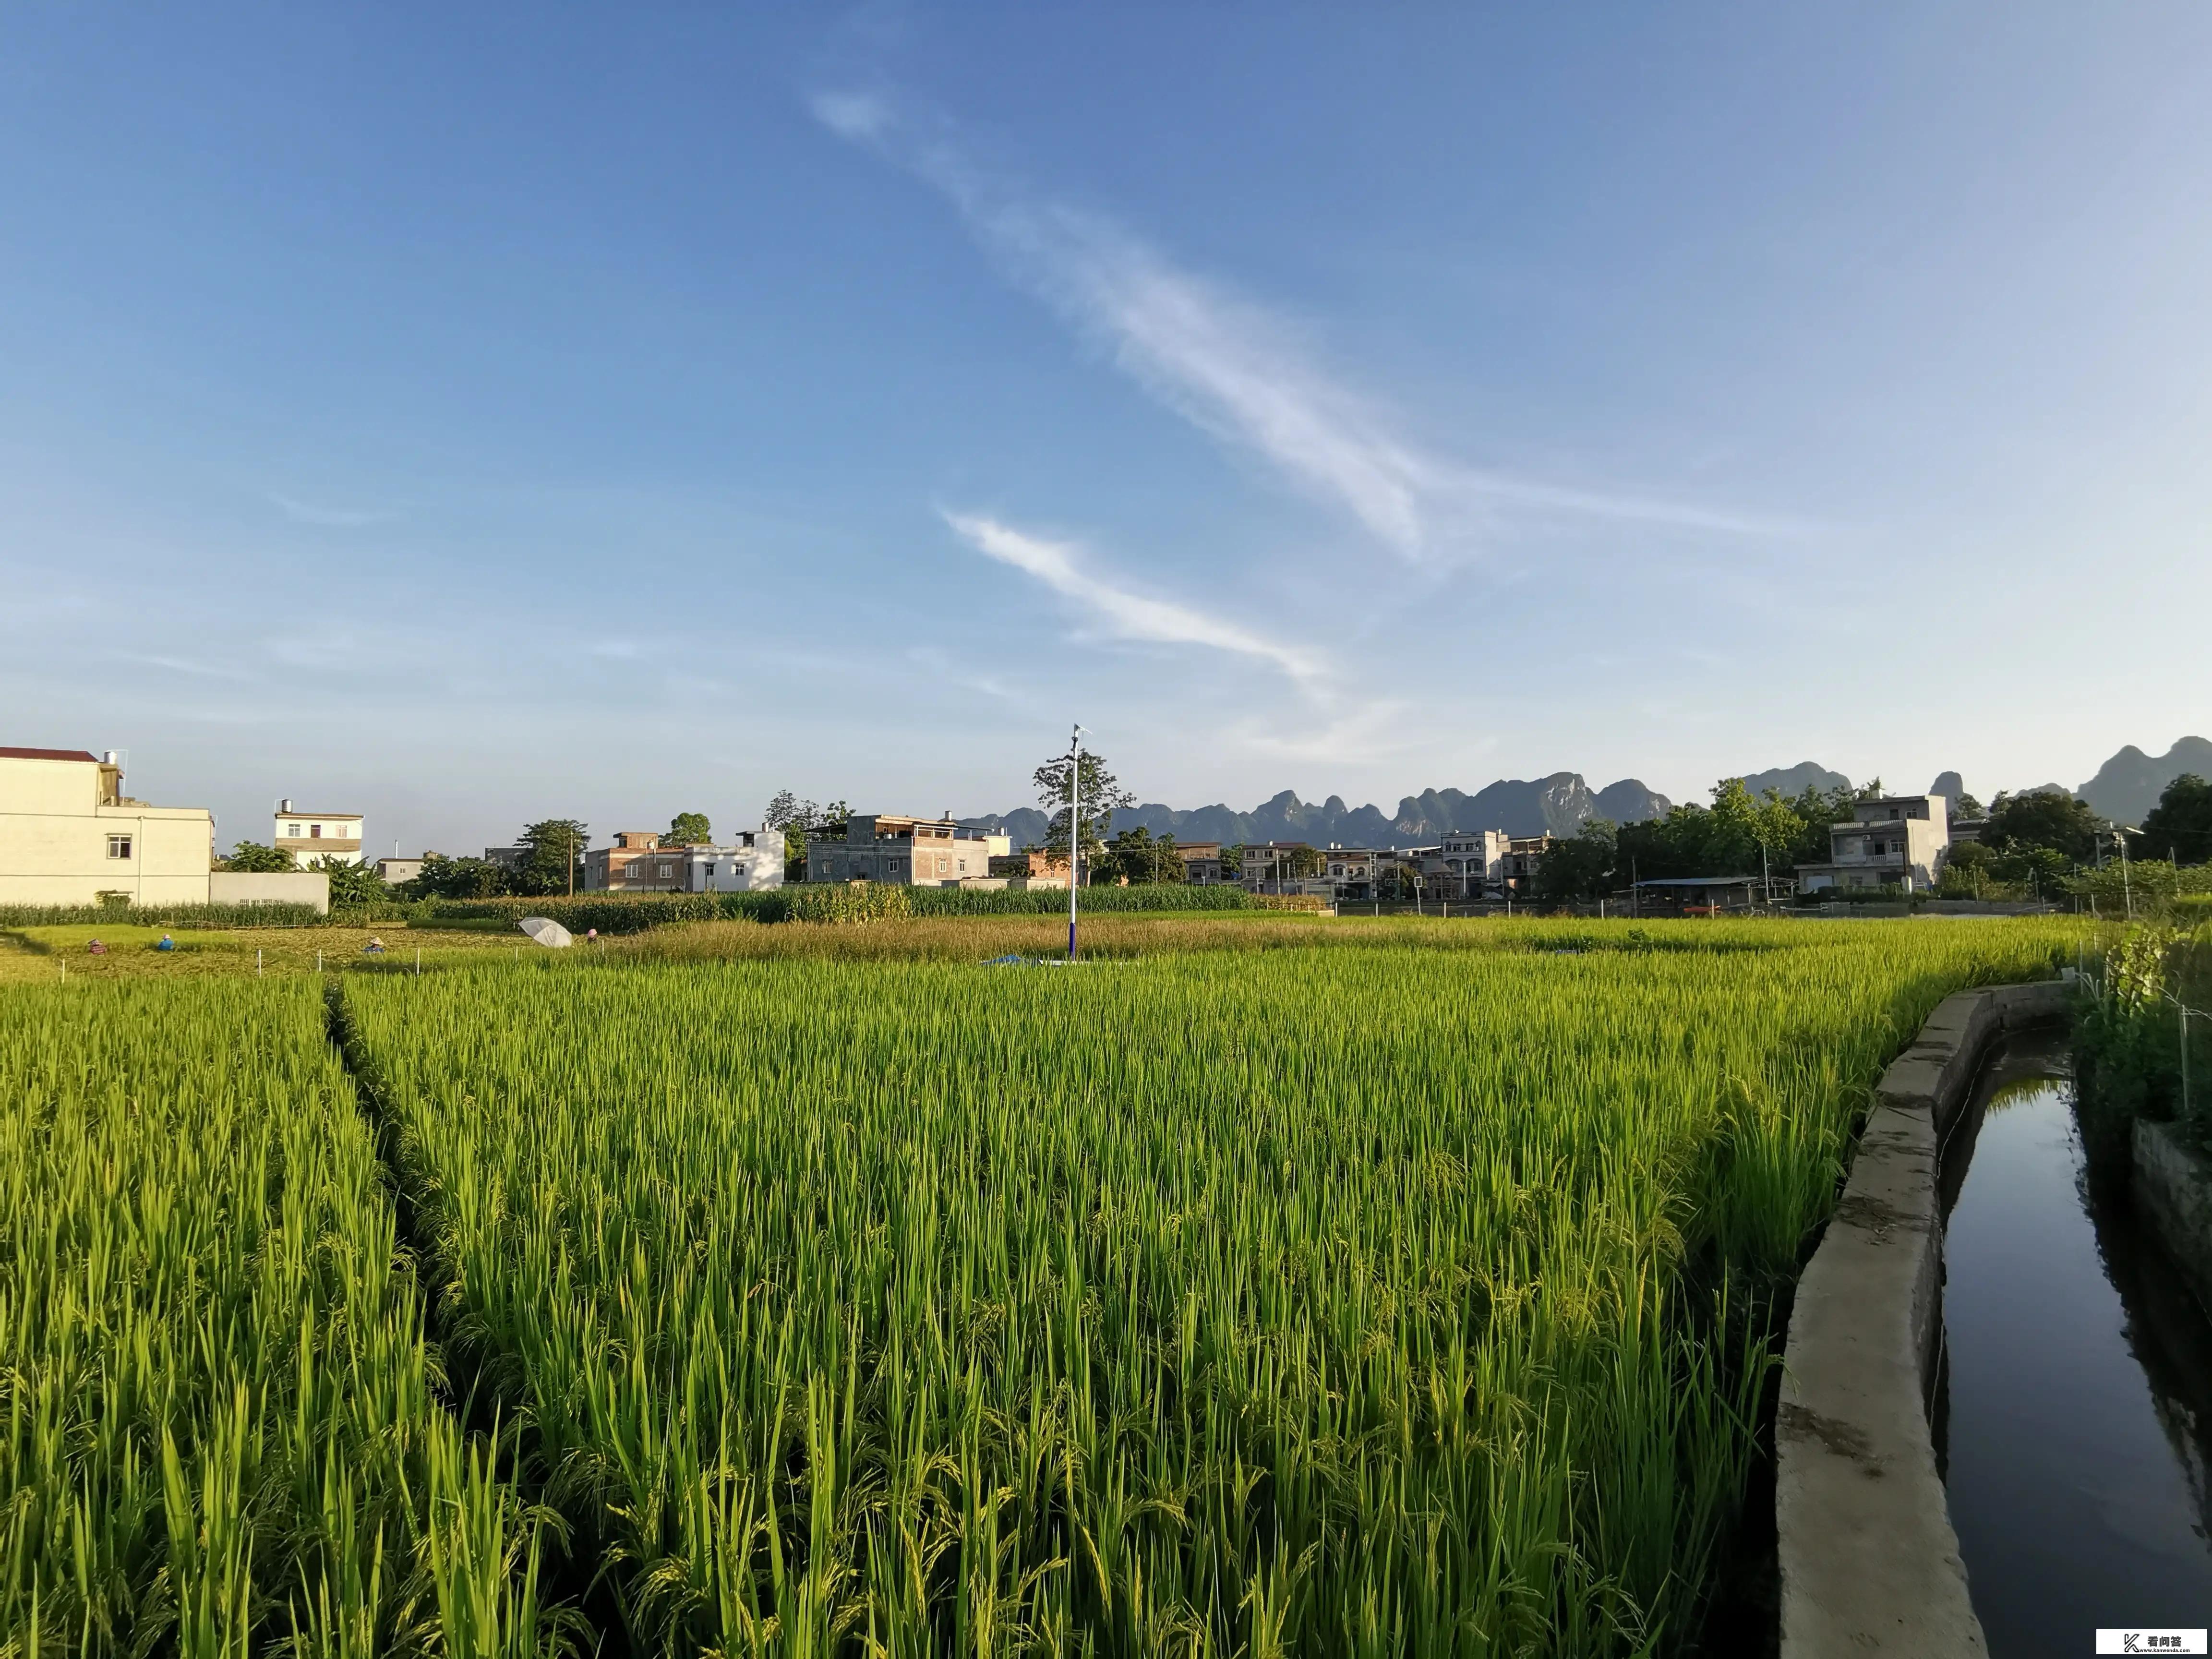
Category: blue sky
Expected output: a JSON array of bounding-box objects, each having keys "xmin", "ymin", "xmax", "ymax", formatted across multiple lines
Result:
[{"xmin": 3, "ymin": 5, "xmax": 2208, "ymax": 855}]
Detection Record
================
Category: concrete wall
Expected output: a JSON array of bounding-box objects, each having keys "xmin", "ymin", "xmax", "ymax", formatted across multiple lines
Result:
[
  {"xmin": 1776, "ymin": 979, "xmax": 2070, "ymax": 1659},
  {"xmin": 209, "ymin": 871, "xmax": 331, "ymax": 914},
  {"xmin": 0, "ymin": 753, "xmax": 216, "ymax": 907},
  {"xmin": 2132, "ymin": 1120, "xmax": 2212, "ymax": 1315}
]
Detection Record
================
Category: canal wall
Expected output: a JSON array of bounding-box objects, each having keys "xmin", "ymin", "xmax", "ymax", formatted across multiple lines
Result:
[
  {"xmin": 2133, "ymin": 1118, "xmax": 2212, "ymax": 1315},
  {"xmin": 1775, "ymin": 979, "xmax": 2071, "ymax": 1659}
]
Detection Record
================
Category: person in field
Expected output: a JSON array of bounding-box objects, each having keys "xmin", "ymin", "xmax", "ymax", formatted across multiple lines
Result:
[
  {"xmin": 363, "ymin": 936, "xmax": 387, "ymax": 954},
  {"xmin": 86, "ymin": 938, "xmax": 106, "ymax": 955},
  {"xmin": 155, "ymin": 934, "xmax": 175, "ymax": 952}
]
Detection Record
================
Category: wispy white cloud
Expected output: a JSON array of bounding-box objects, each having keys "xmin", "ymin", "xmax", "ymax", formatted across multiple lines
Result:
[
  {"xmin": 270, "ymin": 494, "xmax": 400, "ymax": 528},
  {"xmin": 813, "ymin": 92, "xmax": 1821, "ymax": 560},
  {"xmin": 112, "ymin": 651, "xmax": 255, "ymax": 681},
  {"xmin": 1230, "ymin": 699, "xmax": 1425, "ymax": 765},
  {"xmin": 811, "ymin": 90, "xmax": 892, "ymax": 142},
  {"xmin": 943, "ymin": 510, "xmax": 1326, "ymax": 685},
  {"xmin": 906, "ymin": 644, "xmax": 1017, "ymax": 701}
]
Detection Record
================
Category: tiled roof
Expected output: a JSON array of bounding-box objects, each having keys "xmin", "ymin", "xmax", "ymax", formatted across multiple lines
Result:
[{"xmin": 0, "ymin": 746, "xmax": 100, "ymax": 762}]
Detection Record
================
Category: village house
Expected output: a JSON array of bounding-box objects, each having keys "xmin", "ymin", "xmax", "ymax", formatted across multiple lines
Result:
[
  {"xmin": 1417, "ymin": 830, "xmax": 1511, "ymax": 900},
  {"xmin": 582, "ymin": 830, "xmax": 671, "ymax": 890},
  {"xmin": 808, "ymin": 815, "xmax": 1011, "ymax": 885},
  {"xmin": 273, "ymin": 800, "xmax": 364, "ymax": 866},
  {"xmin": 1175, "ymin": 841, "xmax": 1226, "ymax": 884},
  {"xmin": 1797, "ymin": 794, "xmax": 1952, "ymax": 893},
  {"xmin": 1322, "ymin": 845, "xmax": 1383, "ymax": 902},
  {"xmin": 988, "ymin": 850, "xmax": 1071, "ymax": 886},
  {"xmin": 1237, "ymin": 841, "xmax": 1321, "ymax": 896},
  {"xmin": 0, "ymin": 746, "xmax": 214, "ymax": 907},
  {"xmin": 1, "ymin": 745, "xmax": 326, "ymax": 911},
  {"xmin": 579, "ymin": 828, "xmax": 784, "ymax": 892},
  {"xmin": 1503, "ymin": 834, "xmax": 1552, "ymax": 893}
]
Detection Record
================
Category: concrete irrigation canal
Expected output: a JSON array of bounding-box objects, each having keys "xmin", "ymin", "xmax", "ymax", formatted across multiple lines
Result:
[
  {"xmin": 1779, "ymin": 986, "xmax": 2212, "ymax": 1656},
  {"xmin": 1941, "ymin": 1035, "xmax": 2212, "ymax": 1653}
]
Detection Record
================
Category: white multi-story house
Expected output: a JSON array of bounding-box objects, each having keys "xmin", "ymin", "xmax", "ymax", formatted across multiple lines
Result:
[
  {"xmin": 274, "ymin": 800, "xmax": 364, "ymax": 866},
  {"xmin": 1797, "ymin": 795, "xmax": 1952, "ymax": 893},
  {"xmin": 1322, "ymin": 846, "xmax": 1383, "ymax": 902},
  {"xmin": 1419, "ymin": 830, "xmax": 1510, "ymax": 900},
  {"xmin": 681, "ymin": 831, "xmax": 785, "ymax": 892},
  {"xmin": 1238, "ymin": 841, "xmax": 1321, "ymax": 896}
]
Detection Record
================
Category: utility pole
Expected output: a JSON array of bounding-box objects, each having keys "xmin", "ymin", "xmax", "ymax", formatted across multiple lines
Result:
[{"xmin": 1067, "ymin": 724, "xmax": 1085, "ymax": 961}]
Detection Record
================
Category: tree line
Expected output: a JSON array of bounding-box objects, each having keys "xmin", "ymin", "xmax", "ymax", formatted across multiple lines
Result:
[{"xmin": 1532, "ymin": 772, "xmax": 2212, "ymax": 902}]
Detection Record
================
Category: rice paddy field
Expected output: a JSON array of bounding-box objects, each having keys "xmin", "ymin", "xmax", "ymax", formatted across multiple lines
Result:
[{"xmin": 1, "ymin": 916, "xmax": 2076, "ymax": 1656}]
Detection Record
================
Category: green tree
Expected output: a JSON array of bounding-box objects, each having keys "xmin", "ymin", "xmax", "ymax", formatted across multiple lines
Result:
[
  {"xmin": 1984, "ymin": 790, "xmax": 2103, "ymax": 863},
  {"xmin": 1708, "ymin": 780, "xmax": 1808, "ymax": 885},
  {"xmin": 667, "ymin": 811, "xmax": 712, "ymax": 847},
  {"xmin": 407, "ymin": 854, "xmax": 511, "ymax": 900},
  {"xmin": 1102, "ymin": 827, "xmax": 1185, "ymax": 885},
  {"xmin": 1220, "ymin": 843, "xmax": 1245, "ymax": 881},
  {"xmin": 222, "ymin": 839, "xmax": 295, "ymax": 873},
  {"xmin": 2140, "ymin": 774, "xmax": 2212, "ymax": 864},
  {"xmin": 308, "ymin": 855, "xmax": 389, "ymax": 907},
  {"xmin": 1033, "ymin": 748, "xmax": 1134, "ymax": 866},
  {"xmin": 765, "ymin": 791, "xmax": 818, "ymax": 880},
  {"xmin": 511, "ymin": 819, "xmax": 589, "ymax": 897},
  {"xmin": 1534, "ymin": 819, "xmax": 1618, "ymax": 903}
]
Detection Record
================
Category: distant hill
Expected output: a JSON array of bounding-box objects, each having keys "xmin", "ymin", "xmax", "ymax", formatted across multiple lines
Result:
[
  {"xmin": 1738, "ymin": 762, "xmax": 1851, "ymax": 798},
  {"xmin": 959, "ymin": 742, "xmax": 2212, "ymax": 851},
  {"xmin": 2076, "ymin": 737, "xmax": 2212, "ymax": 826},
  {"xmin": 962, "ymin": 772, "xmax": 1676, "ymax": 849}
]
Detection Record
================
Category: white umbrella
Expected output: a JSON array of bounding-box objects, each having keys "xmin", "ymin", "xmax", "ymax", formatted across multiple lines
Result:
[{"xmin": 518, "ymin": 916, "xmax": 574, "ymax": 949}]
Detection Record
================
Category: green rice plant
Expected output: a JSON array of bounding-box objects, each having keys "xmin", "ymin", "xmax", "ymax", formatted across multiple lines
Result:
[
  {"xmin": 0, "ymin": 901, "xmax": 326, "ymax": 929},
  {"xmin": 904, "ymin": 885, "xmax": 1255, "ymax": 916},
  {"xmin": 425, "ymin": 883, "xmax": 1255, "ymax": 936},
  {"xmin": 0, "ymin": 978, "xmax": 571, "ymax": 1656},
  {"xmin": 339, "ymin": 918, "xmax": 2073, "ymax": 1655}
]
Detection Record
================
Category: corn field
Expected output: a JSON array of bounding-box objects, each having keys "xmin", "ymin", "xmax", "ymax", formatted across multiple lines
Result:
[{"xmin": 3, "ymin": 920, "xmax": 2073, "ymax": 1655}]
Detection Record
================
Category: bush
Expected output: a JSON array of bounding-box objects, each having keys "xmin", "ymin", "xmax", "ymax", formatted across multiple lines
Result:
[
  {"xmin": 2064, "ymin": 861, "xmax": 2212, "ymax": 922},
  {"xmin": 2075, "ymin": 924, "xmax": 2212, "ymax": 1171}
]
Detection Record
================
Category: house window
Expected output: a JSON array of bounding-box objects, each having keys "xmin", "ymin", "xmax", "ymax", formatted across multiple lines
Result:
[
  {"xmin": 107, "ymin": 834, "xmax": 132, "ymax": 859},
  {"xmin": 311, "ymin": 823, "xmax": 323, "ymax": 838},
  {"xmin": 289, "ymin": 824, "xmax": 303, "ymax": 837}
]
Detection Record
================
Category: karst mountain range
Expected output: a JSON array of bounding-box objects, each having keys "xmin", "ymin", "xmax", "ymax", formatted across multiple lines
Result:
[{"xmin": 960, "ymin": 738, "xmax": 2212, "ymax": 850}]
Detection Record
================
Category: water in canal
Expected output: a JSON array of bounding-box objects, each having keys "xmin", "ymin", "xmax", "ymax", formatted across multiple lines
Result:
[{"xmin": 1941, "ymin": 1034, "xmax": 2212, "ymax": 1652}]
